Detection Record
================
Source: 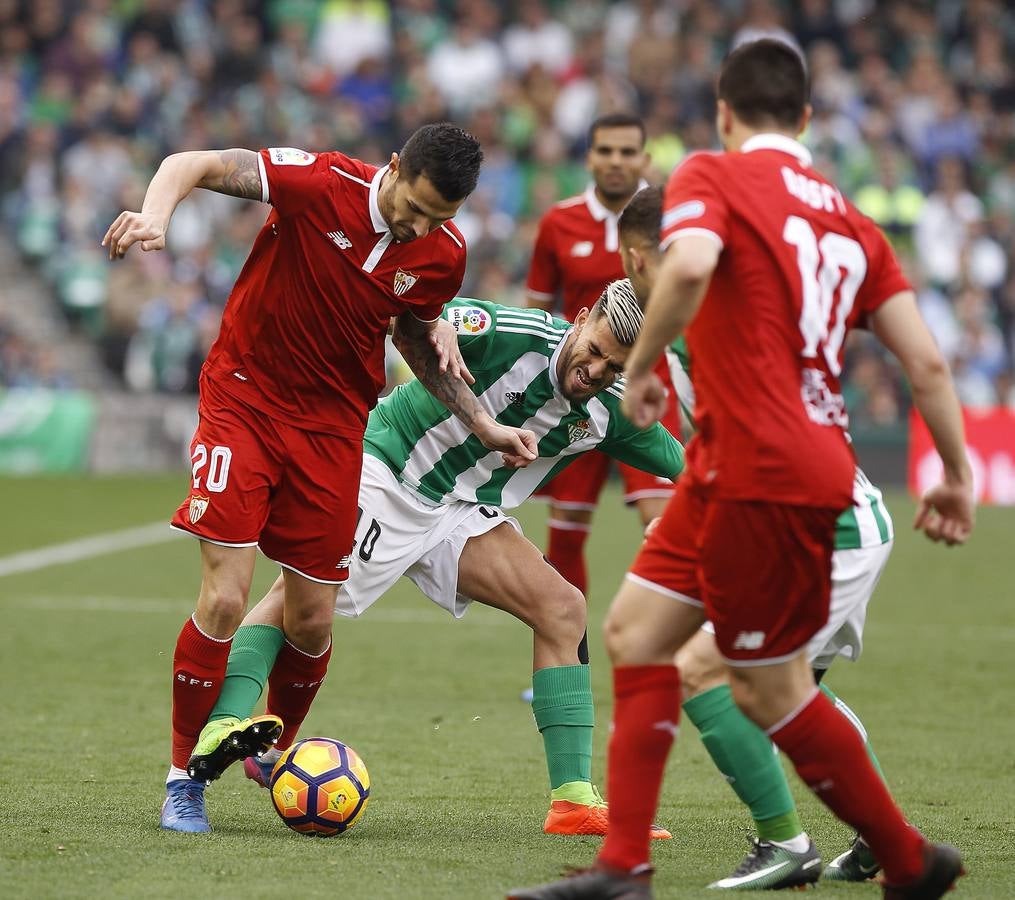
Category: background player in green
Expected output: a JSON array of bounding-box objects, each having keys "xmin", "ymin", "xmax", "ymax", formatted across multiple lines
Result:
[
  {"xmin": 619, "ymin": 186, "xmax": 900, "ymax": 890},
  {"xmin": 189, "ymin": 281, "xmax": 684, "ymax": 837}
]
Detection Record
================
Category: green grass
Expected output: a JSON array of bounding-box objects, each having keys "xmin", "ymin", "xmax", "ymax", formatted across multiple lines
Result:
[{"xmin": 0, "ymin": 475, "xmax": 1013, "ymax": 899}]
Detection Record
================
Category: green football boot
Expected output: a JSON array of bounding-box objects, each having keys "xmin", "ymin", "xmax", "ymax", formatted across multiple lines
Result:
[
  {"xmin": 709, "ymin": 838, "xmax": 821, "ymax": 890},
  {"xmin": 822, "ymin": 835, "xmax": 880, "ymax": 882},
  {"xmin": 187, "ymin": 715, "xmax": 283, "ymax": 783}
]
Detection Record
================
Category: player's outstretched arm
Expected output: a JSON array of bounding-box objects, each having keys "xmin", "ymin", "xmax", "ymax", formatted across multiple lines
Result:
[
  {"xmin": 622, "ymin": 233, "xmax": 719, "ymax": 428},
  {"xmin": 393, "ymin": 312, "xmax": 537, "ymax": 466},
  {"xmin": 870, "ymin": 291, "xmax": 975, "ymax": 545},
  {"xmin": 102, "ymin": 149, "xmax": 264, "ymax": 259}
]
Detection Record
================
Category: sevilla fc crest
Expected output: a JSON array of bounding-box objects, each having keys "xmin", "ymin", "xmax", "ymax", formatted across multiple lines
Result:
[
  {"xmin": 189, "ymin": 495, "xmax": 210, "ymax": 524},
  {"xmin": 393, "ymin": 268, "xmax": 419, "ymax": 296}
]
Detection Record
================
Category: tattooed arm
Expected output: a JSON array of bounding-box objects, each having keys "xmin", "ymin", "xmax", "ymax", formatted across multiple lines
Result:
[
  {"xmin": 393, "ymin": 313, "xmax": 538, "ymax": 466},
  {"xmin": 103, "ymin": 149, "xmax": 264, "ymax": 259}
]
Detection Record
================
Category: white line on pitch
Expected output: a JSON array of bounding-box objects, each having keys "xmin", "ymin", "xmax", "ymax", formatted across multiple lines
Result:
[{"xmin": 0, "ymin": 522, "xmax": 182, "ymax": 578}]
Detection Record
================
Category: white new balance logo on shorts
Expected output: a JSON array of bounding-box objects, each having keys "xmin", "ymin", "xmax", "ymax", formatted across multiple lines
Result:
[
  {"xmin": 732, "ymin": 631, "xmax": 765, "ymax": 650},
  {"xmin": 327, "ymin": 230, "xmax": 352, "ymax": 250}
]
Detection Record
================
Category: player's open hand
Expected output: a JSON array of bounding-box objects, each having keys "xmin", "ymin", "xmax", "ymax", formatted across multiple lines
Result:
[
  {"xmin": 429, "ymin": 319, "xmax": 475, "ymax": 385},
  {"xmin": 914, "ymin": 478, "xmax": 975, "ymax": 546},
  {"xmin": 102, "ymin": 211, "xmax": 166, "ymax": 260},
  {"xmin": 476, "ymin": 422, "xmax": 538, "ymax": 468},
  {"xmin": 622, "ymin": 371, "xmax": 668, "ymax": 429}
]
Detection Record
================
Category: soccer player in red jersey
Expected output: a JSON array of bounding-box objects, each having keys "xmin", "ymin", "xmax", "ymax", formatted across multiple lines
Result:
[
  {"xmin": 526, "ymin": 113, "xmax": 681, "ymax": 597},
  {"xmin": 508, "ymin": 41, "xmax": 974, "ymax": 900},
  {"xmin": 103, "ymin": 124, "xmax": 537, "ymax": 833}
]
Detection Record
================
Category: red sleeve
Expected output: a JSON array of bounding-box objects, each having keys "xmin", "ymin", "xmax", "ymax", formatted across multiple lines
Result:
[
  {"xmin": 525, "ymin": 212, "xmax": 560, "ymax": 301},
  {"xmin": 660, "ymin": 153, "xmax": 730, "ymax": 251},
  {"xmin": 413, "ymin": 234, "xmax": 466, "ymax": 322},
  {"xmin": 856, "ymin": 221, "xmax": 912, "ymax": 322},
  {"xmin": 258, "ymin": 147, "xmax": 337, "ymax": 218}
]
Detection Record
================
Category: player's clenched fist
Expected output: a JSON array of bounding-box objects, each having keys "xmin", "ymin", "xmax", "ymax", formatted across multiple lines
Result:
[
  {"xmin": 102, "ymin": 211, "xmax": 166, "ymax": 259},
  {"xmin": 621, "ymin": 370, "xmax": 668, "ymax": 429}
]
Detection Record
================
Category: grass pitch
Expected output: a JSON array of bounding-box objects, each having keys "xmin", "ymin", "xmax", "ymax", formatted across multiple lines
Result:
[{"xmin": 0, "ymin": 475, "xmax": 1013, "ymax": 899}]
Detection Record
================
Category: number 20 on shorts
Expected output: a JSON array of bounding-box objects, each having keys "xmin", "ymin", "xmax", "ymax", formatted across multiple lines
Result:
[{"xmin": 191, "ymin": 444, "xmax": 232, "ymax": 493}]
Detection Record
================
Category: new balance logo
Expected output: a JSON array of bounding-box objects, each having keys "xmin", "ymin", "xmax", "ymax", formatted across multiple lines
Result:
[
  {"xmin": 732, "ymin": 631, "xmax": 765, "ymax": 650},
  {"xmin": 652, "ymin": 719, "xmax": 680, "ymax": 737},
  {"xmin": 505, "ymin": 391, "xmax": 526, "ymax": 407},
  {"xmin": 327, "ymin": 230, "xmax": 352, "ymax": 250}
]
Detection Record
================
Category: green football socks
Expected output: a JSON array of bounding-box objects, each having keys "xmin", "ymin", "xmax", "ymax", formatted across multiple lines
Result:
[
  {"xmin": 683, "ymin": 684, "xmax": 804, "ymax": 842},
  {"xmin": 531, "ymin": 664, "xmax": 596, "ymax": 798},
  {"xmin": 209, "ymin": 624, "xmax": 286, "ymax": 722}
]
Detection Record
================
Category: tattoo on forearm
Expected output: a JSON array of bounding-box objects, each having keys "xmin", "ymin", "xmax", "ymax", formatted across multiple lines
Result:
[
  {"xmin": 396, "ymin": 332, "xmax": 480, "ymax": 428},
  {"xmin": 217, "ymin": 149, "xmax": 263, "ymax": 200}
]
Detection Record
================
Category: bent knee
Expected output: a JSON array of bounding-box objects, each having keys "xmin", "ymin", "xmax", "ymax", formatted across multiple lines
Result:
[
  {"xmin": 676, "ymin": 633, "xmax": 728, "ymax": 702},
  {"xmin": 284, "ymin": 594, "xmax": 338, "ymax": 650},
  {"xmin": 531, "ymin": 581, "xmax": 587, "ymax": 642},
  {"xmin": 728, "ymin": 672, "xmax": 767, "ymax": 725}
]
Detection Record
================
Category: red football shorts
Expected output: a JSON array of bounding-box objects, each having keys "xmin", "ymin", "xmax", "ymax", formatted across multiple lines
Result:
[
  {"xmin": 628, "ymin": 477, "xmax": 707, "ymax": 607},
  {"xmin": 170, "ymin": 380, "xmax": 363, "ymax": 584},
  {"xmin": 631, "ymin": 489, "xmax": 840, "ymax": 664},
  {"xmin": 535, "ymin": 354, "xmax": 680, "ymax": 508}
]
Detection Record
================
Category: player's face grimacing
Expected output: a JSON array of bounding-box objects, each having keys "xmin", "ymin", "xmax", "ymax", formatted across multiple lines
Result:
[
  {"xmin": 557, "ymin": 310, "xmax": 629, "ymax": 402},
  {"xmin": 379, "ymin": 156, "xmax": 463, "ymax": 243},
  {"xmin": 587, "ymin": 126, "xmax": 648, "ymax": 202}
]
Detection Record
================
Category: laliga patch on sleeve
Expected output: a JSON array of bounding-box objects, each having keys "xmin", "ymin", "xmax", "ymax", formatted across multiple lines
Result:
[
  {"xmin": 268, "ymin": 147, "xmax": 316, "ymax": 167},
  {"xmin": 448, "ymin": 306, "xmax": 492, "ymax": 335},
  {"xmin": 661, "ymin": 200, "xmax": 705, "ymax": 229}
]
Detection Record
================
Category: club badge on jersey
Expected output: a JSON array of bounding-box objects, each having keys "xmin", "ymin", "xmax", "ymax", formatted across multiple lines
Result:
[
  {"xmin": 393, "ymin": 268, "xmax": 419, "ymax": 296},
  {"xmin": 189, "ymin": 495, "xmax": 210, "ymax": 524}
]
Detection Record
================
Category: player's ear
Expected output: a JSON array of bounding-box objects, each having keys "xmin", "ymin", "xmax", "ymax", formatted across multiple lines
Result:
[
  {"xmin": 388, "ymin": 152, "xmax": 400, "ymax": 176},
  {"xmin": 798, "ymin": 104, "xmax": 813, "ymax": 138},
  {"xmin": 574, "ymin": 307, "xmax": 590, "ymax": 330}
]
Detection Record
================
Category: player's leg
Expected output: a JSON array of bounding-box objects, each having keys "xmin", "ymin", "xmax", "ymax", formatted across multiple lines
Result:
[
  {"xmin": 162, "ymin": 391, "xmax": 280, "ymax": 831},
  {"xmin": 707, "ymin": 500, "xmax": 957, "ymax": 895},
  {"xmin": 457, "ymin": 524, "xmax": 603, "ymax": 825},
  {"xmin": 508, "ymin": 480, "xmax": 706, "ymax": 898},
  {"xmin": 678, "ymin": 628, "xmax": 820, "ymax": 890},
  {"xmin": 543, "ymin": 452, "xmax": 610, "ymax": 595}
]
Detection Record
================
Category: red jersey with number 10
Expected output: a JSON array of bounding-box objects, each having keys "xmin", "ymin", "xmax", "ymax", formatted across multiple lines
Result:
[
  {"xmin": 202, "ymin": 148, "xmax": 467, "ymax": 437},
  {"xmin": 660, "ymin": 134, "xmax": 910, "ymax": 508}
]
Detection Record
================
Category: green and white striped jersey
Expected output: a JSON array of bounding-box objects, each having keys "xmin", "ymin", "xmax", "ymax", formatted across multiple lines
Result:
[
  {"xmin": 665, "ymin": 338, "xmax": 892, "ymax": 550},
  {"xmin": 364, "ymin": 299, "xmax": 684, "ymax": 507}
]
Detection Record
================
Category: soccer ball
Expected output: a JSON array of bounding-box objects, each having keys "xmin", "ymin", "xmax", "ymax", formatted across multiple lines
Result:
[{"xmin": 269, "ymin": 737, "xmax": 370, "ymax": 836}]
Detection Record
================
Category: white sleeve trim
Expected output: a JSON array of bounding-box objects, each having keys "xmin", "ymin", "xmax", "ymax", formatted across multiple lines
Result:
[
  {"xmin": 256, "ymin": 153, "xmax": 270, "ymax": 204},
  {"xmin": 526, "ymin": 289, "xmax": 554, "ymax": 300},
  {"xmin": 660, "ymin": 227, "xmax": 724, "ymax": 252},
  {"xmin": 410, "ymin": 310, "xmax": 443, "ymax": 323}
]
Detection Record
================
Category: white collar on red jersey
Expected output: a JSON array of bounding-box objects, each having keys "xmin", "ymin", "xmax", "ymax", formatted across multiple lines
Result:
[
  {"xmin": 583, "ymin": 179, "xmax": 649, "ymax": 252},
  {"xmin": 740, "ymin": 133, "xmax": 812, "ymax": 167},
  {"xmin": 368, "ymin": 165, "xmax": 390, "ymax": 234}
]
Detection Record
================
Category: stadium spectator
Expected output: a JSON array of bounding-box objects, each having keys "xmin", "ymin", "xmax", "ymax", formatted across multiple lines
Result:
[{"xmin": 0, "ymin": 0, "xmax": 1013, "ymax": 413}]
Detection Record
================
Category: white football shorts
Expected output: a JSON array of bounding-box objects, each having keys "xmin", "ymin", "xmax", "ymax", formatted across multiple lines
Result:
[
  {"xmin": 334, "ymin": 454, "xmax": 521, "ymax": 619},
  {"xmin": 702, "ymin": 539, "xmax": 893, "ymax": 670}
]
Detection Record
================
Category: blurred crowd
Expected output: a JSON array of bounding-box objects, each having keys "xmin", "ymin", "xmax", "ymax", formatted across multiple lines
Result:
[{"xmin": 1, "ymin": 0, "xmax": 1014, "ymax": 422}]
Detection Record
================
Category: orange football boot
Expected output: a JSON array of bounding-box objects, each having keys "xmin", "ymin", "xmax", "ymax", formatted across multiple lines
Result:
[{"xmin": 543, "ymin": 799, "xmax": 672, "ymax": 840}]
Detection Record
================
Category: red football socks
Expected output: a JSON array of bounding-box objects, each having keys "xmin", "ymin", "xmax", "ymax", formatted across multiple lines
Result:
[
  {"xmin": 170, "ymin": 616, "xmax": 232, "ymax": 769},
  {"xmin": 547, "ymin": 520, "xmax": 590, "ymax": 596},
  {"xmin": 598, "ymin": 665, "xmax": 681, "ymax": 872},
  {"xmin": 769, "ymin": 690, "xmax": 925, "ymax": 885},
  {"xmin": 266, "ymin": 638, "xmax": 333, "ymax": 750}
]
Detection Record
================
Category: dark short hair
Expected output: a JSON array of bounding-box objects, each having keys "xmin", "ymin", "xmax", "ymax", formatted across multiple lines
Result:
[
  {"xmin": 399, "ymin": 123, "xmax": 483, "ymax": 201},
  {"xmin": 717, "ymin": 39, "xmax": 808, "ymax": 130},
  {"xmin": 587, "ymin": 112, "xmax": 646, "ymax": 149},
  {"xmin": 618, "ymin": 186, "xmax": 662, "ymax": 245}
]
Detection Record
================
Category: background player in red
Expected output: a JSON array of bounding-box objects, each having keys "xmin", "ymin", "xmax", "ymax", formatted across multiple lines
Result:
[
  {"xmin": 525, "ymin": 113, "xmax": 680, "ymax": 598},
  {"xmin": 103, "ymin": 124, "xmax": 537, "ymax": 834},
  {"xmin": 509, "ymin": 40, "xmax": 974, "ymax": 900}
]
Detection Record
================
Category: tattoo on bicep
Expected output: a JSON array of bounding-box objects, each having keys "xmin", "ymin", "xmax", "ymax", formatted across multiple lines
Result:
[{"xmin": 217, "ymin": 149, "xmax": 263, "ymax": 200}]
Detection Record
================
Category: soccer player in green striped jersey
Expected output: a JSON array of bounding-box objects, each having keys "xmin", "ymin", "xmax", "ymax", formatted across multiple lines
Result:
[
  {"xmin": 192, "ymin": 280, "xmax": 683, "ymax": 838},
  {"xmin": 618, "ymin": 186, "xmax": 893, "ymax": 889}
]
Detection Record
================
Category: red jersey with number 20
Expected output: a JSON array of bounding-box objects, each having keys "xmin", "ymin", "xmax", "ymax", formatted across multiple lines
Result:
[
  {"xmin": 202, "ymin": 148, "xmax": 467, "ymax": 437},
  {"xmin": 660, "ymin": 134, "xmax": 910, "ymax": 508}
]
